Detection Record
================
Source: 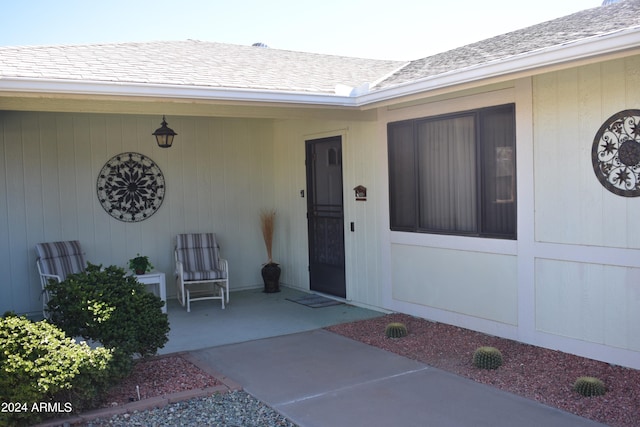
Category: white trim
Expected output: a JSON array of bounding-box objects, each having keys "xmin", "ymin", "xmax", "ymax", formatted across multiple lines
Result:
[
  {"xmin": 535, "ymin": 242, "xmax": 640, "ymax": 268},
  {"xmin": 514, "ymin": 77, "xmax": 537, "ymax": 346},
  {"xmin": 0, "ymin": 78, "xmax": 357, "ymax": 107},
  {"xmin": 389, "ymin": 296, "xmax": 640, "ymax": 370},
  {"xmin": 0, "ymin": 27, "xmax": 638, "ymax": 108},
  {"xmin": 388, "ymin": 298, "xmax": 520, "ymax": 340},
  {"xmin": 357, "ymin": 26, "xmax": 640, "ymax": 106},
  {"xmin": 533, "ymin": 330, "xmax": 640, "ymax": 370},
  {"xmin": 390, "ymin": 231, "xmax": 517, "ymax": 256}
]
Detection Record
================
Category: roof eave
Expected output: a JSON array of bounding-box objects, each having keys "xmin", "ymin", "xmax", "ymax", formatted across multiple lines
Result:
[
  {"xmin": 0, "ymin": 77, "xmax": 359, "ymax": 108},
  {"xmin": 0, "ymin": 27, "xmax": 638, "ymax": 110},
  {"xmin": 356, "ymin": 26, "xmax": 640, "ymax": 107}
]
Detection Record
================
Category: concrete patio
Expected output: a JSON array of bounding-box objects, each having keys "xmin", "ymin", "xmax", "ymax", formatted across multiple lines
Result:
[{"xmin": 159, "ymin": 286, "xmax": 386, "ymax": 354}]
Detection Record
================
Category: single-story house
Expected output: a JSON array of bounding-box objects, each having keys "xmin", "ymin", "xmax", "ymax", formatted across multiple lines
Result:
[{"xmin": 1, "ymin": 0, "xmax": 639, "ymax": 369}]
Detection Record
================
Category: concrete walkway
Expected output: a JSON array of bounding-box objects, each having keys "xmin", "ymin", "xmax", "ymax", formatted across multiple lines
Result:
[{"xmin": 190, "ymin": 329, "xmax": 607, "ymax": 427}]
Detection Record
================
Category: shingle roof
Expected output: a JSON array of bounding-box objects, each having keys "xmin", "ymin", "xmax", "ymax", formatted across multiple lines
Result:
[
  {"xmin": 0, "ymin": 0, "xmax": 638, "ymax": 99},
  {"xmin": 376, "ymin": 0, "xmax": 640, "ymax": 89},
  {"xmin": 0, "ymin": 40, "xmax": 403, "ymax": 94}
]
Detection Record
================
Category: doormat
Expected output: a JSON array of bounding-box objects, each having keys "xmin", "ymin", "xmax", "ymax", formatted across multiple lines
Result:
[{"xmin": 286, "ymin": 294, "xmax": 344, "ymax": 308}]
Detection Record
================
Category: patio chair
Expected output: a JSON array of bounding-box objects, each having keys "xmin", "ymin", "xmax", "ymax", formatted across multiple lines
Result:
[
  {"xmin": 35, "ymin": 240, "xmax": 87, "ymax": 317},
  {"xmin": 175, "ymin": 233, "xmax": 229, "ymax": 312}
]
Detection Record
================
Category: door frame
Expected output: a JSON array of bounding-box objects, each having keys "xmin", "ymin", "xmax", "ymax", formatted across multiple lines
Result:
[{"xmin": 305, "ymin": 135, "xmax": 346, "ymax": 298}]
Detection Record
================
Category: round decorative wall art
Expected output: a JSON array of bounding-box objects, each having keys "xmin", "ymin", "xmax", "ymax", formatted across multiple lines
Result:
[
  {"xmin": 97, "ymin": 152, "xmax": 165, "ymax": 222},
  {"xmin": 592, "ymin": 109, "xmax": 640, "ymax": 197}
]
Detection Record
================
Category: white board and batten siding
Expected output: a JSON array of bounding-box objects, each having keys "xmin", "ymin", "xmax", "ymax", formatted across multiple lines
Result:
[
  {"xmin": 2, "ymin": 54, "xmax": 640, "ymax": 370},
  {"xmin": 532, "ymin": 56, "xmax": 640, "ymax": 366},
  {"xmin": 378, "ymin": 85, "xmax": 522, "ymax": 341},
  {"xmin": 0, "ymin": 112, "xmax": 275, "ymax": 316},
  {"xmin": 272, "ymin": 118, "xmax": 385, "ymax": 310},
  {"xmin": 0, "ymin": 110, "xmax": 387, "ymax": 316},
  {"xmin": 377, "ymin": 55, "xmax": 640, "ymax": 369}
]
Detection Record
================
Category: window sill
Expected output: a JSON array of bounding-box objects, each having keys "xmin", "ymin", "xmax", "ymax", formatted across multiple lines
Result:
[{"xmin": 389, "ymin": 230, "xmax": 518, "ymax": 256}]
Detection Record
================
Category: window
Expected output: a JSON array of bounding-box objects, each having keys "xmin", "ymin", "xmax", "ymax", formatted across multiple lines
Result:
[
  {"xmin": 388, "ymin": 104, "xmax": 516, "ymax": 239},
  {"xmin": 327, "ymin": 147, "xmax": 340, "ymax": 165}
]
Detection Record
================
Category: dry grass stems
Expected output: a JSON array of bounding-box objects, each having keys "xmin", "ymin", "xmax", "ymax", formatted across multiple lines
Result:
[{"xmin": 260, "ymin": 209, "xmax": 276, "ymax": 264}]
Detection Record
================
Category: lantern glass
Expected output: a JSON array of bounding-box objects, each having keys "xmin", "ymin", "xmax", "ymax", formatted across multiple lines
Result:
[{"xmin": 152, "ymin": 116, "xmax": 177, "ymax": 148}]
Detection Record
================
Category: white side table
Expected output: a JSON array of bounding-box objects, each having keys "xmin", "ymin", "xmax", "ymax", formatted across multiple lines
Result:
[{"xmin": 135, "ymin": 272, "xmax": 167, "ymax": 313}]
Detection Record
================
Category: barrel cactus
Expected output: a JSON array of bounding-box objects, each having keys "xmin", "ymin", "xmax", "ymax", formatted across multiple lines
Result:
[
  {"xmin": 573, "ymin": 376, "xmax": 606, "ymax": 397},
  {"xmin": 384, "ymin": 322, "xmax": 408, "ymax": 338},
  {"xmin": 472, "ymin": 346, "xmax": 503, "ymax": 370}
]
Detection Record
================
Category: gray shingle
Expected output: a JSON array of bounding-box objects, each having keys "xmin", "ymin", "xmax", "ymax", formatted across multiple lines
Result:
[
  {"xmin": 0, "ymin": 1, "xmax": 638, "ymax": 97},
  {"xmin": 0, "ymin": 40, "xmax": 404, "ymax": 94},
  {"xmin": 376, "ymin": 0, "xmax": 640, "ymax": 89}
]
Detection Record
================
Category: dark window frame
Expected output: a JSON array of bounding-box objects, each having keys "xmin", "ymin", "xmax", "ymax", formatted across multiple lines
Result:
[{"xmin": 387, "ymin": 103, "xmax": 517, "ymax": 240}]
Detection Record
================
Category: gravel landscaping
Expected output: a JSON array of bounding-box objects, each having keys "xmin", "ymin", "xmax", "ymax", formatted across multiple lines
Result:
[
  {"xmin": 81, "ymin": 355, "xmax": 297, "ymax": 426},
  {"xmin": 89, "ymin": 391, "xmax": 297, "ymax": 427},
  {"xmin": 98, "ymin": 355, "xmax": 221, "ymax": 406},
  {"xmin": 327, "ymin": 313, "xmax": 640, "ymax": 427}
]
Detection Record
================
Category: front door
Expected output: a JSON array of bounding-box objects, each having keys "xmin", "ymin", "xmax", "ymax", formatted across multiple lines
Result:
[{"xmin": 305, "ymin": 136, "xmax": 346, "ymax": 298}]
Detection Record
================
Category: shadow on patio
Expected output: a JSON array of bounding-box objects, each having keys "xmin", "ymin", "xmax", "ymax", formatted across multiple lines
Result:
[{"xmin": 160, "ymin": 286, "xmax": 385, "ymax": 355}]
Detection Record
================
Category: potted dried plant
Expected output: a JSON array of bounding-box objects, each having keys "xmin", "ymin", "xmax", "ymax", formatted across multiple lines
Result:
[{"xmin": 260, "ymin": 209, "xmax": 280, "ymax": 293}]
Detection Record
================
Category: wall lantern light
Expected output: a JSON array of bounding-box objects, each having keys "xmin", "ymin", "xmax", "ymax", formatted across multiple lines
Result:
[{"xmin": 152, "ymin": 115, "xmax": 177, "ymax": 148}]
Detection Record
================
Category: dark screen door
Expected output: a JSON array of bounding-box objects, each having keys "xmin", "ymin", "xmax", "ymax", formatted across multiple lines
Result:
[{"xmin": 306, "ymin": 136, "xmax": 346, "ymax": 298}]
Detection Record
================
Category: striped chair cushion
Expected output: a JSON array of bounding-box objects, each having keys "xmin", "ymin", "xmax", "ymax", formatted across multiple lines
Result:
[
  {"xmin": 176, "ymin": 233, "xmax": 227, "ymax": 280},
  {"xmin": 35, "ymin": 240, "xmax": 86, "ymax": 281},
  {"xmin": 180, "ymin": 264, "xmax": 227, "ymax": 281}
]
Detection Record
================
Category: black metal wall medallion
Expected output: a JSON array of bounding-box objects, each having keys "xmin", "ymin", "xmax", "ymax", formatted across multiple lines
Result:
[
  {"xmin": 97, "ymin": 152, "xmax": 165, "ymax": 222},
  {"xmin": 592, "ymin": 109, "xmax": 640, "ymax": 197}
]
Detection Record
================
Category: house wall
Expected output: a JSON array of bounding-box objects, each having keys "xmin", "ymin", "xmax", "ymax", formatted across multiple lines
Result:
[
  {"xmin": 272, "ymin": 118, "xmax": 384, "ymax": 309},
  {"xmin": 3, "ymin": 55, "xmax": 640, "ymax": 370},
  {"xmin": 0, "ymin": 111, "xmax": 275, "ymax": 316},
  {"xmin": 376, "ymin": 55, "xmax": 640, "ymax": 369},
  {"xmin": 531, "ymin": 56, "xmax": 640, "ymax": 362},
  {"xmin": 378, "ymin": 85, "xmax": 522, "ymax": 339}
]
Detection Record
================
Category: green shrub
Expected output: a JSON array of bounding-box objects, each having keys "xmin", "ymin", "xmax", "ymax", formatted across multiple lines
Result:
[
  {"xmin": 385, "ymin": 322, "xmax": 408, "ymax": 338},
  {"xmin": 573, "ymin": 376, "xmax": 606, "ymax": 397},
  {"xmin": 46, "ymin": 263, "xmax": 170, "ymax": 364},
  {"xmin": 0, "ymin": 314, "xmax": 113, "ymax": 426},
  {"xmin": 472, "ymin": 346, "xmax": 503, "ymax": 370}
]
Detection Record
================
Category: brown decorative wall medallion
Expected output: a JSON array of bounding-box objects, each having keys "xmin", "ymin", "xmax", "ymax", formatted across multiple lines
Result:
[
  {"xmin": 97, "ymin": 152, "xmax": 165, "ymax": 222},
  {"xmin": 592, "ymin": 109, "xmax": 640, "ymax": 197}
]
